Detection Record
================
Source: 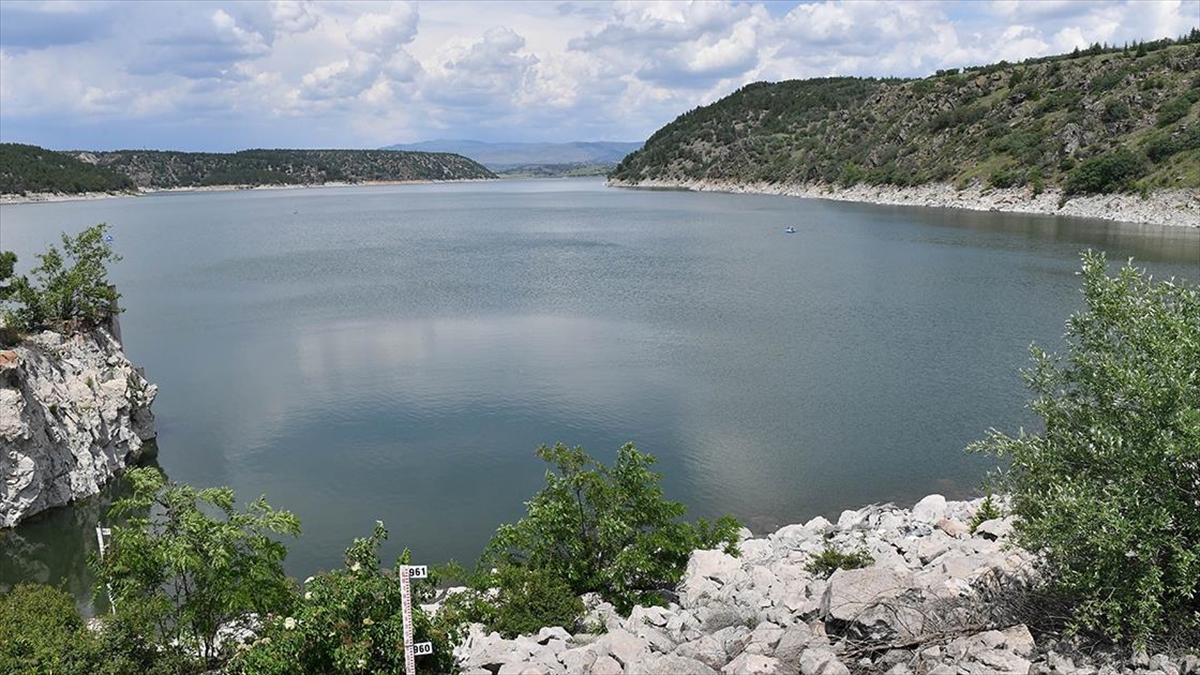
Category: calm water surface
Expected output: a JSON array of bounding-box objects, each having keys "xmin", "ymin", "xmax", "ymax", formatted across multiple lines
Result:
[{"xmin": 2, "ymin": 178, "xmax": 1197, "ymax": 609}]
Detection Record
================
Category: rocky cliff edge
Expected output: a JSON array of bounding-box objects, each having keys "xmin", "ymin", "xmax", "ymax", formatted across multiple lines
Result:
[{"xmin": 1, "ymin": 328, "xmax": 156, "ymax": 528}]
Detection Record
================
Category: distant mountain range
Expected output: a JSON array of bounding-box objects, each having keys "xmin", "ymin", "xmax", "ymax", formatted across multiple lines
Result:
[{"xmin": 380, "ymin": 140, "xmax": 643, "ymax": 172}]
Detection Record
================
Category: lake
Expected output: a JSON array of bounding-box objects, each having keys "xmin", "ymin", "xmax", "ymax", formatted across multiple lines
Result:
[{"xmin": 2, "ymin": 178, "xmax": 1197, "ymax": 609}]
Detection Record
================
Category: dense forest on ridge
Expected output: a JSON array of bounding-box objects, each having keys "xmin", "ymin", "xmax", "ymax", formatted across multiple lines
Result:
[{"xmin": 0, "ymin": 146, "xmax": 495, "ymax": 194}]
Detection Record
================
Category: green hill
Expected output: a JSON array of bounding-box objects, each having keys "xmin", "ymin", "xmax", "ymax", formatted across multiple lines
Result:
[
  {"xmin": 0, "ymin": 146, "xmax": 495, "ymax": 194},
  {"xmin": 0, "ymin": 143, "xmax": 134, "ymax": 195},
  {"xmin": 82, "ymin": 148, "xmax": 495, "ymax": 189},
  {"xmin": 610, "ymin": 37, "xmax": 1200, "ymax": 196}
]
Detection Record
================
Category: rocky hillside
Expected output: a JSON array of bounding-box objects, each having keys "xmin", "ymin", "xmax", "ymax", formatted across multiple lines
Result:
[
  {"xmin": 0, "ymin": 328, "xmax": 157, "ymax": 528},
  {"xmin": 0, "ymin": 143, "xmax": 134, "ymax": 195},
  {"xmin": 78, "ymin": 148, "xmax": 495, "ymax": 189},
  {"xmin": 454, "ymin": 495, "xmax": 1196, "ymax": 675},
  {"xmin": 611, "ymin": 39, "xmax": 1200, "ymax": 196}
]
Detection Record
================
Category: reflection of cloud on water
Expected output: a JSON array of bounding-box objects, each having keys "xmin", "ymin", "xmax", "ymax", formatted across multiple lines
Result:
[{"xmin": 211, "ymin": 313, "xmax": 686, "ymax": 465}]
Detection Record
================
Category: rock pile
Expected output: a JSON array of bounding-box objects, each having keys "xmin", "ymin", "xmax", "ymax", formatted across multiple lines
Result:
[
  {"xmin": 453, "ymin": 495, "xmax": 1195, "ymax": 675},
  {"xmin": 0, "ymin": 328, "xmax": 157, "ymax": 527}
]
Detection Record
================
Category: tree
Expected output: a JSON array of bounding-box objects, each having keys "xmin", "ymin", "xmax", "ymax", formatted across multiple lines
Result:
[
  {"xmin": 453, "ymin": 443, "xmax": 740, "ymax": 627},
  {"xmin": 95, "ymin": 467, "xmax": 301, "ymax": 669},
  {"xmin": 0, "ymin": 251, "xmax": 15, "ymax": 300},
  {"xmin": 972, "ymin": 252, "xmax": 1200, "ymax": 644},
  {"xmin": 7, "ymin": 223, "xmax": 122, "ymax": 331}
]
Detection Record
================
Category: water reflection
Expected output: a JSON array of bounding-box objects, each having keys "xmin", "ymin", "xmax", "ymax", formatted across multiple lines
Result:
[
  {"xmin": 1, "ymin": 179, "xmax": 1197, "ymax": 611},
  {"xmin": 0, "ymin": 470, "xmax": 140, "ymax": 616}
]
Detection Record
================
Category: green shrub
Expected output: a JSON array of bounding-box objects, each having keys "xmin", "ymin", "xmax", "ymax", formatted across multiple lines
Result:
[
  {"xmin": 96, "ymin": 467, "xmax": 300, "ymax": 668},
  {"xmin": 230, "ymin": 522, "xmax": 454, "ymax": 675},
  {"xmin": 805, "ymin": 545, "xmax": 875, "ymax": 579},
  {"xmin": 5, "ymin": 224, "xmax": 122, "ymax": 332},
  {"xmin": 1101, "ymin": 99, "xmax": 1132, "ymax": 123},
  {"xmin": 1143, "ymin": 124, "xmax": 1200, "ymax": 162},
  {"xmin": 440, "ymin": 564, "xmax": 584, "ymax": 639},
  {"xmin": 972, "ymin": 252, "xmax": 1200, "ymax": 644},
  {"xmin": 0, "ymin": 584, "xmax": 102, "ymax": 675},
  {"xmin": 989, "ymin": 166, "xmax": 1025, "ymax": 189},
  {"xmin": 969, "ymin": 493, "xmax": 1003, "ymax": 534},
  {"xmin": 1063, "ymin": 147, "xmax": 1148, "ymax": 194},
  {"xmin": 1156, "ymin": 91, "xmax": 1198, "ymax": 127},
  {"xmin": 456, "ymin": 443, "xmax": 740, "ymax": 627}
]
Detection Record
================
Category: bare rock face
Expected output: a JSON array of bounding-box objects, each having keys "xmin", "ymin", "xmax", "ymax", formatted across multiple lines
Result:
[{"xmin": 1, "ymin": 329, "xmax": 157, "ymax": 528}]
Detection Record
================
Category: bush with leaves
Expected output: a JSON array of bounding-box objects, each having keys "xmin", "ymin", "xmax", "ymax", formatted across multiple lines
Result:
[
  {"xmin": 230, "ymin": 521, "xmax": 454, "ymax": 675},
  {"xmin": 447, "ymin": 442, "xmax": 740, "ymax": 634},
  {"xmin": 0, "ymin": 584, "xmax": 103, "ymax": 675},
  {"xmin": 1063, "ymin": 147, "xmax": 1148, "ymax": 195},
  {"xmin": 805, "ymin": 545, "xmax": 875, "ymax": 579},
  {"xmin": 94, "ymin": 467, "xmax": 300, "ymax": 669},
  {"xmin": 438, "ymin": 561, "xmax": 585, "ymax": 639},
  {"xmin": 972, "ymin": 252, "xmax": 1200, "ymax": 644},
  {"xmin": 4, "ymin": 223, "xmax": 122, "ymax": 332}
]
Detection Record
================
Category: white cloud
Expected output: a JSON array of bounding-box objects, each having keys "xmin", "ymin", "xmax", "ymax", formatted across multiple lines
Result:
[
  {"xmin": 348, "ymin": 2, "xmax": 418, "ymax": 53},
  {"xmin": 271, "ymin": 0, "xmax": 319, "ymax": 34},
  {"xmin": 0, "ymin": 0, "xmax": 1195, "ymax": 150}
]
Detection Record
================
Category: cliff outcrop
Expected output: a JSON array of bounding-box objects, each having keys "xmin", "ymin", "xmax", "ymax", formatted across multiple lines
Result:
[{"xmin": 0, "ymin": 329, "xmax": 156, "ymax": 528}]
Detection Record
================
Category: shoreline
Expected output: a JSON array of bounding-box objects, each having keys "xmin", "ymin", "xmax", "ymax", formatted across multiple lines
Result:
[
  {"xmin": 609, "ymin": 178, "xmax": 1200, "ymax": 228},
  {"xmin": 0, "ymin": 178, "xmax": 497, "ymax": 205}
]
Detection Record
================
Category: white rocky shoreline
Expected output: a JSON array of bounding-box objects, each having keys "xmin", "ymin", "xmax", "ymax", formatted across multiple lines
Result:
[
  {"xmin": 0, "ymin": 178, "xmax": 498, "ymax": 205},
  {"xmin": 451, "ymin": 494, "xmax": 1198, "ymax": 675},
  {"xmin": 608, "ymin": 179, "xmax": 1200, "ymax": 228}
]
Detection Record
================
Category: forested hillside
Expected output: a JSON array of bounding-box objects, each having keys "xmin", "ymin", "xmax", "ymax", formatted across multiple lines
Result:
[
  {"xmin": 0, "ymin": 143, "xmax": 133, "ymax": 195},
  {"xmin": 0, "ymin": 146, "xmax": 495, "ymax": 194},
  {"xmin": 83, "ymin": 148, "xmax": 495, "ymax": 188},
  {"xmin": 611, "ymin": 37, "xmax": 1200, "ymax": 196}
]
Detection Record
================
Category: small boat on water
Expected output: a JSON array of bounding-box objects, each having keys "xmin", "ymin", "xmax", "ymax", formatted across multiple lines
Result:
[{"xmin": 784, "ymin": 226, "xmax": 796, "ymax": 234}]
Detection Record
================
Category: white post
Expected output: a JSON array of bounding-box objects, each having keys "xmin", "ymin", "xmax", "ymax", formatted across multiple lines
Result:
[
  {"xmin": 399, "ymin": 565, "xmax": 431, "ymax": 674},
  {"xmin": 95, "ymin": 526, "xmax": 115, "ymax": 614}
]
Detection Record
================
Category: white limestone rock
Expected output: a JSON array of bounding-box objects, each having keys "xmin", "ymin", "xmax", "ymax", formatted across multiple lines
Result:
[
  {"xmin": 1, "ymin": 329, "xmax": 157, "ymax": 528},
  {"xmin": 911, "ymin": 494, "xmax": 948, "ymax": 524}
]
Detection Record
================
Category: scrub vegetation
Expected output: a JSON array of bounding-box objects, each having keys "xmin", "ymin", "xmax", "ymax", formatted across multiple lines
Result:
[{"xmin": 611, "ymin": 36, "xmax": 1200, "ymax": 196}]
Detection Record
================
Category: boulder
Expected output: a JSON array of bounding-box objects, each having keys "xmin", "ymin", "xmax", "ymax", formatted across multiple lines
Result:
[
  {"xmin": 595, "ymin": 629, "xmax": 649, "ymax": 669},
  {"xmin": 627, "ymin": 605, "xmax": 672, "ymax": 628},
  {"xmin": 911, "ymin": 495, "xmax": 947, "ymax": 524},
  {"xmin": 935, "ymin": 518, "xmax": 970, "ymax": 538},
  {"xmin": 636, "ymin": 654, "xmax": 719, "ymax": 675},
  {"xmin": 820, "ymin": 566, "xmax": 913, "ymax": 623},
  {"xmin": 590, "ymin": 654, "xmax": 622, "ymax": 675},
  {"xmin": 674, "ymin": 635, "xmax": 728, "ymax": 670},
  {"xmin": 800, "ymin": 647, "xmax": 850, "ymax": 675},
  {"xmin": 723, "ymin": 653, "xmax": 787, "ymax": 675},
  {"xmin": 974, "ymin": 517, "xmax": 1015, "ymax": 541},
  {"xmin": 689, "ymin": 549, "xmax": 743, "ymax": 584},
  {"xmin": 536, "ymin": 626, "xmax": 571, "ymax": 645}
]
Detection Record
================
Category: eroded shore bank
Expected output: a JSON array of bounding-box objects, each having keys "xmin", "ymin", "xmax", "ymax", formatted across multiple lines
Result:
[{"xmin": 609, "ymin": 179, "xmax": 1200, "ymax": 228}]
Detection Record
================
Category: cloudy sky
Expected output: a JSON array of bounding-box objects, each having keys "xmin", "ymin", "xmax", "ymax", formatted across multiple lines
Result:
[{"xmin": 1, "ymin": 0, "xmax": 1195, "ymax": 151}]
